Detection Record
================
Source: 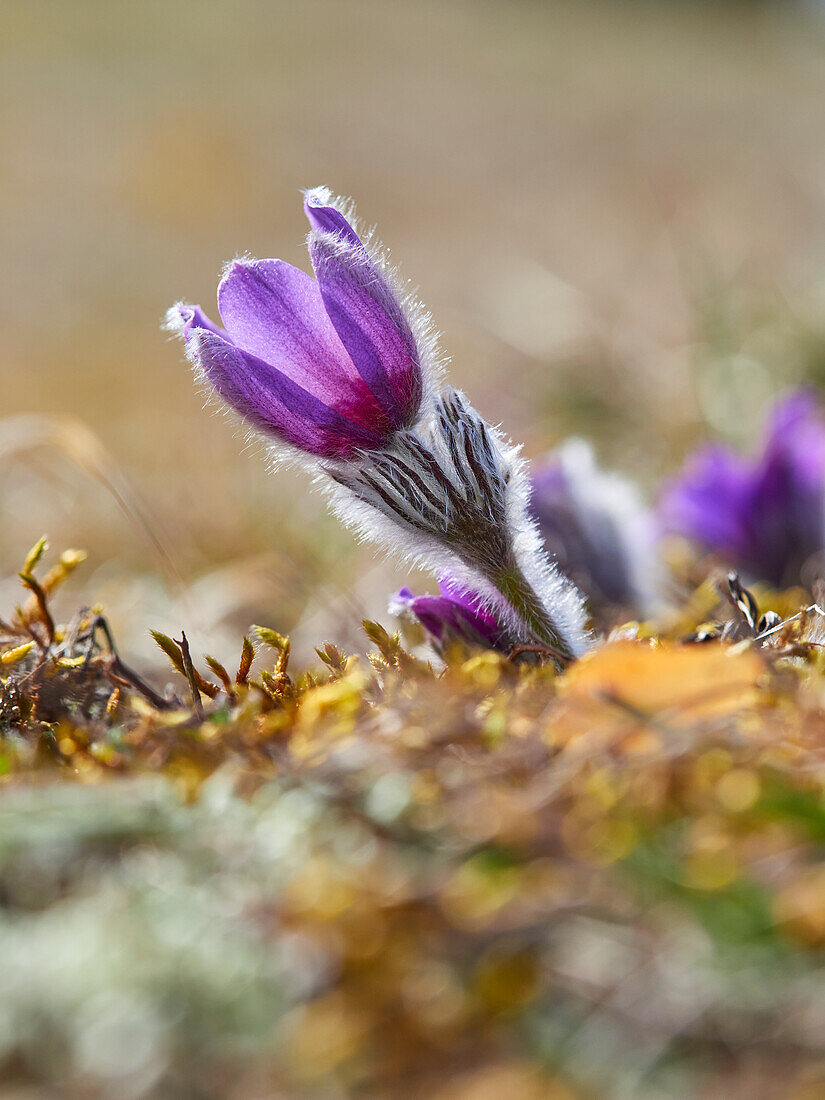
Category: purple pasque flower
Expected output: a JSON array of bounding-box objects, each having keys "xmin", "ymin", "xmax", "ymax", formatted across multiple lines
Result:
[
  {"xmin": 166, "ymin": 187, "xmax": 426, "ymax": 460},
  {"xmin": 168, "ymin": 189, "xmax": 591, "ymax": 665},
  {"xmin": 660, "ymin": 389, "xmax": 825, "ymax": 588},
  {"xmin": 391, "ymin": 575, "xmax": 514, "ymax": 653},
  {"xmin": 530, "ymin": 439, "xmax": 660, "ymax": 616}
]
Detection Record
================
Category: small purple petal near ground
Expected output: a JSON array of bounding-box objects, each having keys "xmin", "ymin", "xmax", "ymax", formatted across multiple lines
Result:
[{"xmin": 392, "ymin": 574, "xmax": 514, "ymax": 651}]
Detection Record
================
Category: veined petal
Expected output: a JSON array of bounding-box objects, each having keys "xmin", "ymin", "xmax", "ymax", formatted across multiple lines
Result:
[
  {"xmin": 186, "ymin": 323, "xmax": 386, "ymax": 459},
  {"xmin": 217, "ymin": 258, "xmax": 394, "ymax": 438},
  {"xmin": 308, "ymin": 228, "xmax": 422, "ymax": 430}
]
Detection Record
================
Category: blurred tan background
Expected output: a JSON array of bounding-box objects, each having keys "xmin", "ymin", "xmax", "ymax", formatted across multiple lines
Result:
[{"xmin": 3, "ymin": 0, "xmax": 825, "ymax": 666}]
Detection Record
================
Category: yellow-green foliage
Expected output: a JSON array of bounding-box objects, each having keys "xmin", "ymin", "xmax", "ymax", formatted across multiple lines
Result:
[{"xmin": 3, "ymin": 543, "xmax": 825, "ymax": 1097}]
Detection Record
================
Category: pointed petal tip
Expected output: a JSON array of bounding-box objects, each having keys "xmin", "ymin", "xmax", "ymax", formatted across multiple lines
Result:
[
  {"xmin": 302, "ymin": 185, "xmax": 332, "ymax": 208},
  {"xmin": 388, "ymin": 587, "xmax": 416, "ymax": 616},
  {"xmin": 302, "ymin": 187, "xmax": 361, "ymax": 246},
  {"xmin": 163, "ymin": 302, "xmax": 192, "ymax": 337},
  {"xmin": 303, "ymin": 186, "xmax": 340, "ymax": 222},
  {"xmin": 165, "ymin": 302, "xmax": 226, "ymax": 344}
]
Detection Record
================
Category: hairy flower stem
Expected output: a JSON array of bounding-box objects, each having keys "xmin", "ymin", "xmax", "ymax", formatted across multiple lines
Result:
[
  {"xmin": 327, "ymin": 389, "xmax": 589, "ymax": 664},
  {"xmin": 490, "ymin": 561, "xmax": 575, "ymax": 667}
]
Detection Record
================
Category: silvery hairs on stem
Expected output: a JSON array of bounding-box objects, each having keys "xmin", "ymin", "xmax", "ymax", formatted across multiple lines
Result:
[{"xmin": 323, "ymin": 389, "xmax": 590, "ymax": 664}]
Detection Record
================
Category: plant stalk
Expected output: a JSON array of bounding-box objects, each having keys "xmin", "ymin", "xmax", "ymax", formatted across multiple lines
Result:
[{"xmin": 491, "ymin": 562, "xmax": 576, "ymax": 668}]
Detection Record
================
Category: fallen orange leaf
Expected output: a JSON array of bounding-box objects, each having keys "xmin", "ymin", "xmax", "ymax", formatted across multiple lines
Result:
[{"xmin": 558, "ymin": 640, "xmax": 765, "ymax": 723}]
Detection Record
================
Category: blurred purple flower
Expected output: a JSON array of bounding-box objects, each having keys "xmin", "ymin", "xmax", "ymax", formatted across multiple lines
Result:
[
  {"xmin": 391, "ymin": 576, "xmax": 514, "ymax": 652},
  {"xmin": 530, "ymin": 440, "xmax": 660, "ymax": 616},
  {"xmin": 166, "ymin": 188, "xmax": 425, "ymax": 460},
  {"xmin": 660, "ymin": 389, "xmax": 825, "ymax": 587}
]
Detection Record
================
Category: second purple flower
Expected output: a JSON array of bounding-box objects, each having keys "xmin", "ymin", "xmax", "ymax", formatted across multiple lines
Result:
[{"xmin": 660, "ymin": 390, "xmax": 825, "ymax": 588}]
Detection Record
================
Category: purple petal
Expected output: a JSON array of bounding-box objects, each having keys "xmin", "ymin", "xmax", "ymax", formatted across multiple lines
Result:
[
  {"xmin": 308, "ymin": 229, "xmax": 422, "ymax": 430},
  {"xmin": 659, "ymin": 445, "xmax": 753, "ymax": 556},
  {"xmin": 186, "ymin": 322, "xmax": 386, "ymax": 459},
  {"xmin": 530, "ymin": 462, "xmax": 567, "ymax": 501},
  {"xmin": 767, "ymin": 388, "xmax": 820, "ymax": 439},
  {"xmin": 766, "ymin": 390, "xmax": 825, "ymax": 493},
  {"xmin": 303, "ymin": 189, "xmax": 362, "ymax": 247},
  {"xmin": 217, "ymin": 258, "xmax": 395, "ymax": 439},
  {"xmin": 170, "ymin": 303, "xmax": 227, "ymax": 342},
  {"xmin": 751, "ymin": 392, "xmax": 825, "ymax": 582},
  {"xmin": 437, "ymin": 575, "xmax": 502, "ymax": 638},
  {"xmin": 393, "ymin": 577, "xmax": 508, "ymax": 650},
  {"xmin": 660, "ymin": 389, "xmax": 825, "ymax": 586}
]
